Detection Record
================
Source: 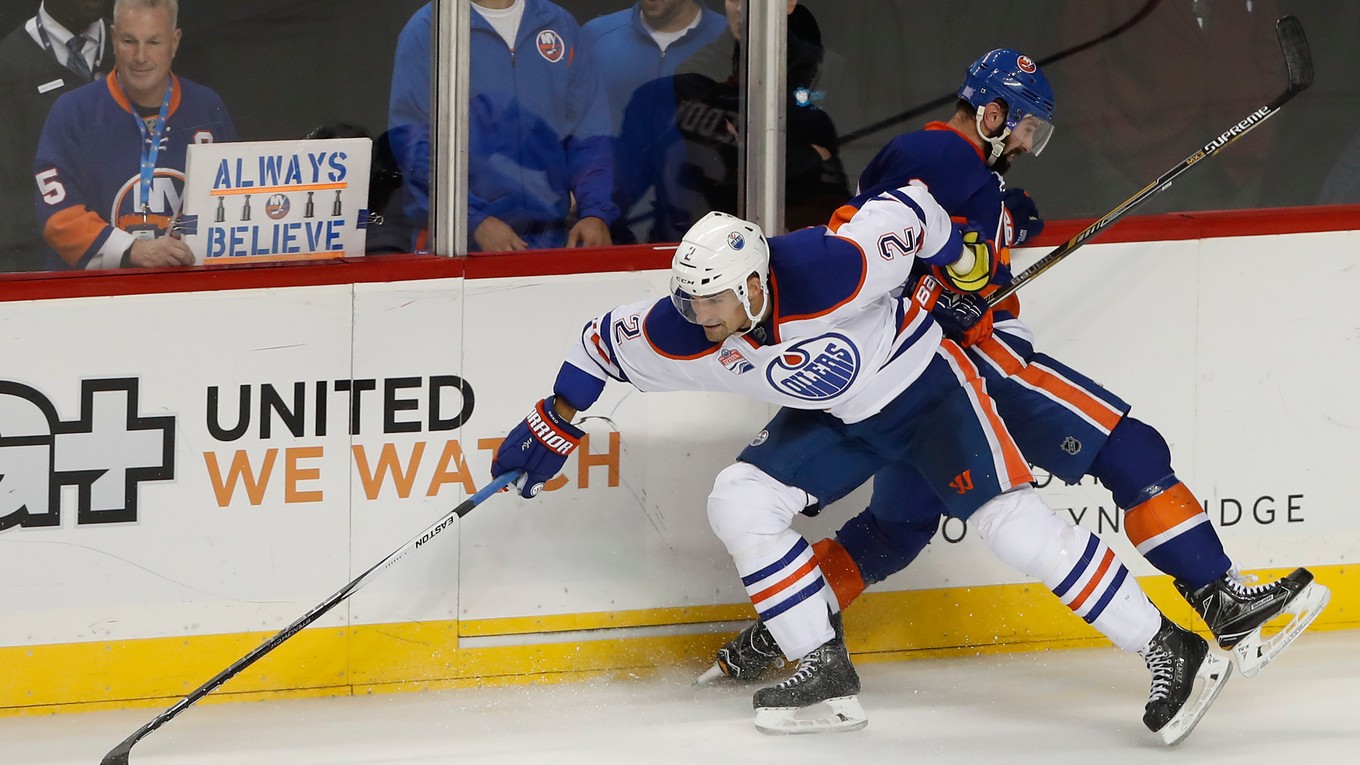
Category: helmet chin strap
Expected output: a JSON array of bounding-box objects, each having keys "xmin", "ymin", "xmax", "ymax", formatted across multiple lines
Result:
[
  {"xmin": 734, "ymin": 279, "xmax": 770, "ymax": 338},
  {"xmin": 974, "ymin": 106, "xmax": 1011, "ymax": 168}
]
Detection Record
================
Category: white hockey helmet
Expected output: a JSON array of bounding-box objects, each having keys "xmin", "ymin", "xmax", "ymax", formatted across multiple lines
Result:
[{"xmin": 670, "ymin": 211, "xmax": 770, "ymax": 327}]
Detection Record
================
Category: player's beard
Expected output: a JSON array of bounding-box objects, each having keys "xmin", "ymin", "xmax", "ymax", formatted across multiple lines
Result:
[{"xmin": 992, "ymin": 150, "xmax": 1017, "ymax": 175}]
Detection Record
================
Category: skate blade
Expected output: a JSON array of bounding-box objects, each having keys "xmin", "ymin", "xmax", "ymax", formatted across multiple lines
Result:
[
  {"xmin": 1159, "ymin": 651, "xmax": 1232, "ymax": 745},
  {"xmin": 1233, "ymin": 581, "xmax": 1331, "ymax": 678},
  {"xmin": 754, "ymin": 696, "xmax": 867, "ymax": 735},
  {"xmin": 694, "ymin": 663, "xmax": 727, "ymax": 685}
]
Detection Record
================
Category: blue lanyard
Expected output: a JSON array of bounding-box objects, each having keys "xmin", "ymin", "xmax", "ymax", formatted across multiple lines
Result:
[{"xmin": 132, "ymin": 80, "xmax": 174, "ymax": 218}]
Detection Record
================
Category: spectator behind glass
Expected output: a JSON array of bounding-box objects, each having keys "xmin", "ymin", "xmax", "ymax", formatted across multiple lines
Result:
[
  {"xmin": 1049, "ymin": 0, "xmax": 1284, "ymax": 215},
  {"xmin": 303, "ymin": 121, "xmax": 409, "ymax": 255},
  {"xmin": 33, "ymin": 0, "xmax": 235, "ymax": 270},
  {"xmin": 0, "ymin": 0, "xmax": 113, "ymax": 273},
  {"xmin": 581, "ymin": 0, "xmax": 725, "ymax": 244},
  {"xmin": 388, "ymin": 0, "xmax": 618, "ymax": 253},
  {"xmin": 671, "ymin": 0, "xmax": 849, "ymax": 232}
]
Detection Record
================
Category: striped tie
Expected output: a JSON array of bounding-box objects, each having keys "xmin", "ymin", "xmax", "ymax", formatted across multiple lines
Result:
[{"xmin": 65, "ymin": 34, "xmax": 93, "ymax": 81}]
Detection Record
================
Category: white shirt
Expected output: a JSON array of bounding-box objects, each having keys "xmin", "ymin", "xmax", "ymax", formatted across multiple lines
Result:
[
  {"xmin": 27, "ymin": 4, "xmax": 103, "ymax": 74},
  {"xmin": 473, "ymin": 0, "xmax": 526, "ymax": 50},
  {"xmin": 645, "ymin": 8, "xmax": 702, "ymax": 53}
]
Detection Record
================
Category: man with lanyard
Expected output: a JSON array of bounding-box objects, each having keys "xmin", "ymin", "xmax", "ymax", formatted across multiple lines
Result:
[
  {"xmin": 33, "ymin": 0, "xmax": 234, "ymax": 270},
  {"xmin": 0, "ymin": 0, "xmax": 112, "ymax": 272}
]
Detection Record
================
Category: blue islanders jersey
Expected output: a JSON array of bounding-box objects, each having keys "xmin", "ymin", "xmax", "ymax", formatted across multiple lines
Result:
[
  {"xmin": 561, "ymin": 185, "xmax": 963, "ymax": 424},
  {"xmin": 33, "ymin": 72, "xmax": 235, "ymax": 269}
]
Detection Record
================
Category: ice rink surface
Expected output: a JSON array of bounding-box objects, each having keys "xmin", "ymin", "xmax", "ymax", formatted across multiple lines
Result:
[{"xmin": 5, "ymin": 630, "xmax": 1357, "ymax": 765}]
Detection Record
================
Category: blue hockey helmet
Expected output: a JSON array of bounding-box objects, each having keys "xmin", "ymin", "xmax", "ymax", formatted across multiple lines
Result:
[{"xmin": 957, "ymin": 49, "xmax": 1055, "ymax": 163}]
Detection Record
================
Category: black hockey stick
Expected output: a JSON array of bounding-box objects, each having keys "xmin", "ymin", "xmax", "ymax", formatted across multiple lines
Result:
[
  {"xmin": 100, "ymin": 469, "xmax": 523, "ymax": 765},
  {"xmin": 986, "ymin": 15, "xmax": 1313, "ymax": 308}
]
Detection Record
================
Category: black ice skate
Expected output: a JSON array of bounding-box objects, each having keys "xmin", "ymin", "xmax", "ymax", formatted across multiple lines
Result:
[
  {"xmin": 1176, "ymin": 567, "xmax": 1330, "ymax": 678},
  {"xmin": 694, "ymin": 619, "xmax": 783, "ymax": 684},
  {"xmin": 751, "ymin": 615, "xmax": 865, "ymax": 735},
  {"xmin": 1139, "ymin": 614, "xmax": 1232, "ymax": 745}
]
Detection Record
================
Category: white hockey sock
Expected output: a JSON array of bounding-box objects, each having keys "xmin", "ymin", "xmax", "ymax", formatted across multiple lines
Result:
[
  {"xmin": 708, "ymin": 462, "xmax": 835, "ymax": 660},
  {"xmin": 733, "ymin": 532, "xmax": 835, "ymax": 660},
  {"xmin": 971, "ymin": 487, "xmax": 1160, "ymax": 653}
]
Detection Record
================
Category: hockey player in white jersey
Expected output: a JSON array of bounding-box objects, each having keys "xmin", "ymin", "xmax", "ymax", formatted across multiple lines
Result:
[{"xmin": 491, "ymin": 188, "xmax": 1228, "ymax": 739}]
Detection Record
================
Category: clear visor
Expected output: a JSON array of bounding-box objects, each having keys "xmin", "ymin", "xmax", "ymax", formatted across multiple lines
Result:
[
  {"xmin": 1011, "ymin": 113, "xmax": 1055, "ymax": 156},
  {"xmin": 671, "ymin": 286, "xmax": 742, "ymax": 325}
]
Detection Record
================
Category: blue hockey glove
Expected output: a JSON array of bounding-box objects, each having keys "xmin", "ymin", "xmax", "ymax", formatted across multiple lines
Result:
[
  {"xmin": 492, "ymin": 396, "xmax": 584, "ymax": 499},
  {"xmin": 932, "ymin": 289, "xmax": 994, "ymax": 348},
  {"xmin": 1002, "ymin": 187, "xmax": 1044, "ymax": 245}
]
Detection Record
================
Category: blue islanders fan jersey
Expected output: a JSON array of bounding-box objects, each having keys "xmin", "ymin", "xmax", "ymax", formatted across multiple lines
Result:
[
  {"xmin": 33, "ymin": 72, "xmax": 235, "ymax": 269},
  {"xmin": 561, "ymin": 185, "xmax": 964, "ymax": 424}
]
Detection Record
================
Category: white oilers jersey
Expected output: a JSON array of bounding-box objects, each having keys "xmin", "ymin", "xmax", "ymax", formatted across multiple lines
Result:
[{"xmin": 565, "ymin": 186, "xmax": 961, "ymax": 423}]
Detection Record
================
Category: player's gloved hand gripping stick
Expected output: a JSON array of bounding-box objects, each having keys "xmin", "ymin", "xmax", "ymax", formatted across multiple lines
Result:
[{"xmin": 492, "ymin": 395, "xmax": 584, "ymax": 498}]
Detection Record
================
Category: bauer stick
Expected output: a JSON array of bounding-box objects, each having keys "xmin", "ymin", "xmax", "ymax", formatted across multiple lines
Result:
[
  {"xmin": 100, "ymin": 469, "xmax": 523, "ymax": 765},
  {"xmin": 986, "ymin": 15, "xmax": 1313, "ymax": 308}
]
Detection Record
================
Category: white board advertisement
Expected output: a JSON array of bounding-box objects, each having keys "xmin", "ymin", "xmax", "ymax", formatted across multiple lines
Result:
[
  {"xmin": 0, "ymin": 231, "xmax": 1357, "ymax": 712},
  {"xmin": 178, "ymin": 138, "xmax": 372, "ymax": 265}
]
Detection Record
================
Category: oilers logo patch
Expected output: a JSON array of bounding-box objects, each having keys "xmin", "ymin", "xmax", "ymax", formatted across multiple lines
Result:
[
  {"xmin": 1060, "ymin": 436, "xmax": 1082, "ymax": 455},
  {"xmin": 727, "ymin": 231, "xmax": 745, "ymax": 250},
  {"xmin": 765, "ymin": 334, "xmax": 860, "ymax": 401},
  {"xmin": 718, "ymin": 347, "xmax": 754, "ymax": 375},
  {"xmin": 537, "ymin": 30, "xmax": 566, "ymax": 63}
]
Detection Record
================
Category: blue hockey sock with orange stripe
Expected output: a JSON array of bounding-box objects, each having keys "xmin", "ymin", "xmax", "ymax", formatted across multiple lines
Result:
[
  {"xmin": 1124, "ymin": 482, "xmax": 1231, "ymax": 591},
  {"xmin": 1089, "ymin": 417, "xmax": 1231, "ymax": 590}
]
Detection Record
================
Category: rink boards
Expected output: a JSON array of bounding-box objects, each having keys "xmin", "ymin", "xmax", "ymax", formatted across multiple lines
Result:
[{"xmin": 2, "ymin": 221, "xmax": 1358, "ymax": 714}]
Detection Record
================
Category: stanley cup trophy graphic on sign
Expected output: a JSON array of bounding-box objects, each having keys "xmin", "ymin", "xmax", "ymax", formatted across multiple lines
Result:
[{"xmin": 177, "ymin": 138, "xmax": 372, "ymax": 264}]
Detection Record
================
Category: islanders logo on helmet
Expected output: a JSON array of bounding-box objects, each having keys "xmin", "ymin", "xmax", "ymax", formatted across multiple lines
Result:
[
  {"xmin": 959, "ymin": 49, "xmax": 1054, "ymax": 121},
  {"xmin": 957, "ymin": 48, "xmax": 1056, "ymax": 158},
  {"xmin": 537, "ymin": 30, "xmax": 566, "ymax": 63}
]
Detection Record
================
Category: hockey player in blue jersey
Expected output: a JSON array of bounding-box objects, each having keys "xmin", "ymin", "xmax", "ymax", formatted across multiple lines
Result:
[
  {"xmin": 492, "ymin": 189, "xmax": 1228, "ymax": 738},
  {"xmin": 707, "ymin": 48, "xmax": 1330, "ymax": 734}
]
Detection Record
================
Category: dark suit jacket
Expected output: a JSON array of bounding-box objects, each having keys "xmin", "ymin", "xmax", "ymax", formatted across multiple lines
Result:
[{"xmin": 0, "ymin": 19, "xmax": 111, "ymax": 272}]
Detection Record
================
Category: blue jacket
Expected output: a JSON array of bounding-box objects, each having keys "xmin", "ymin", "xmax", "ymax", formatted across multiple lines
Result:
[
  {"xmin": 581, "ymin": 4, "xmax": 726, "ymax": 244},
  {"xmin": 581, "ymin": 5, "xmax": 727, "ymax": 135},
  {"xmin": 389, "ymin": 0, "xmax": 617, "ymax": 251}
]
